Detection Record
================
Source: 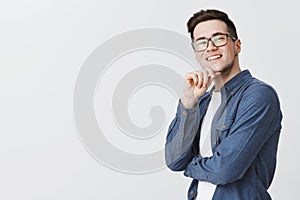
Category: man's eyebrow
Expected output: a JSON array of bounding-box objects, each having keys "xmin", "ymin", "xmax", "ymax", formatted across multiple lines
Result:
[
  {"xmin": 194, "ymin": 32, "xmax": 227, "ymax": 41},
  {"xmin": 194, "ymin": 36, "xmax": 206, "ymax": 41},
  {"xmin": 211, "ymin": 32, "xmax": 227, "ymax": 37}
]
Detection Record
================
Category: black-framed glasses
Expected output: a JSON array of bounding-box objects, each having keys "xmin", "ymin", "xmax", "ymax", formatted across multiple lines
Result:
[{"xmin": 191, "ymin": 33, "xmax": 237, "ymax": 52}]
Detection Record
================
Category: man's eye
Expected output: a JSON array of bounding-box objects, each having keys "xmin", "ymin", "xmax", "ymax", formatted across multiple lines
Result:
[
  {"xmin": 214, "ymin": 35, "xmax": 226, "ymax": 41},
  {"xmin": 197, "ymin": 40, "xmax": 207, "ymax": 45}
]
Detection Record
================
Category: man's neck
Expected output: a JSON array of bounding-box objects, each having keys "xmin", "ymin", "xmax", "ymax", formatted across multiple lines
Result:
[{"xmin": 214, "ymin": 66, "xmax": 241, "ymax": 92}]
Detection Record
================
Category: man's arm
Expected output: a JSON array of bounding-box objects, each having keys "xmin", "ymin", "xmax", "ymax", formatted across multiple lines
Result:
[
  {"xmin": 165, "ymin": 69, "xmax": 219, "ymax": 171},
  {"xmin": 165, "ymin": 100, "xmax": 199, "ymax": 171},
  {"xmin": 165, "ymin": 96, "xmax": 208, "ymax": 171}
]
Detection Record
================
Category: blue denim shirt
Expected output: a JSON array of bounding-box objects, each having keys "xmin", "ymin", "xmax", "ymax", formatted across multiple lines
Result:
[{"xmin": 165, "ymin": 70, "xmax": 282, "ymax": 200}]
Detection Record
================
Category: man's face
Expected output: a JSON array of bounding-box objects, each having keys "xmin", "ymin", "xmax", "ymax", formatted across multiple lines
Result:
[{"xmin": 193, "ymin": 19, "xmax": 241, "ymax": 73}]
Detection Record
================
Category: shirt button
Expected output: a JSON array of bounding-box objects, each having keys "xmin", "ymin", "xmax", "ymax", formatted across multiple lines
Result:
[
  {"xmin": 230, "ymin": 91, "xmax": 234, "ymax": 95},
  {"xmin": 178, "ymin": 131, "xmax": 183, "ymax": 135},
  {"xmin": 182, "ymin": 111, "xmax": 187, "ymax": 115},
  {"xmin": 222, "ymin": 124, "xmax": 226, "ymax": 129},
  {"xmin": 190, "ymin": 191, "xmax": 195, "ymax": 195}
]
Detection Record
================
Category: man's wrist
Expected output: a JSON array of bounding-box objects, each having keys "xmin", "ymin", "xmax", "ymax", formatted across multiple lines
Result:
[{"xmin": 181, "ymin": 97, "xmax": 197, "ymax": 109}]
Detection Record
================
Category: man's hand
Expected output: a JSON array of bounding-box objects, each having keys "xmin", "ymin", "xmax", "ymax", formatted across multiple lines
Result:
[{"xmin": 181, "ymin": 68, "xmax": 220, "ymax": 109}]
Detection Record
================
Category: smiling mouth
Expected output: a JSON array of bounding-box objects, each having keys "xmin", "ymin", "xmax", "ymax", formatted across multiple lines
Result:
[{"xmin": 207, "ymin": 55, "xmax": 222, "ymax": 61}]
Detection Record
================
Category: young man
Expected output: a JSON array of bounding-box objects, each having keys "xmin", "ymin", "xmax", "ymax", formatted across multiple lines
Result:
[{"xmin": 165, "ymin": 9, "xmax": 282, "ymax": 200}]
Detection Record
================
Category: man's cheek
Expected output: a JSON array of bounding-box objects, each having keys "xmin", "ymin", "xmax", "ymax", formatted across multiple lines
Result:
[{"xmin": 195, "ymin": 53, "xmax": 202, "ymax": 64}]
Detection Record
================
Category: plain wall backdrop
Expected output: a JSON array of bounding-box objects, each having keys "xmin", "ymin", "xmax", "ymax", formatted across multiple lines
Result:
[{"xmin": 0, "ymin": 0, "xmax": 298, "ymax": 199}]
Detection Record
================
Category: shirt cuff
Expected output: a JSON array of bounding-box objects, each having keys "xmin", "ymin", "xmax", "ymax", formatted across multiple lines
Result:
[{"xmin": 179, "ymin": 99, "xmax": 199, "ymax": 115}]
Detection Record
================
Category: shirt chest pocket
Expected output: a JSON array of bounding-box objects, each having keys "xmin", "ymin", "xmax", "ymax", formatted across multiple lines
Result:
[{"xmin": 214, "ymin": 119, "xmax": 234, "ymax": 146}]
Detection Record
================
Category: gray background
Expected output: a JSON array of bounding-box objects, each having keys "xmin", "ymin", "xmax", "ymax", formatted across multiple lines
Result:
[{"xmin": 0, "ymin": 0, "xmax": 298, "ymax": 199}]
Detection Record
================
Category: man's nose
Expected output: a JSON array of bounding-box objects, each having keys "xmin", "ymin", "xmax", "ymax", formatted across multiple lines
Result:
[{"xmin": 206, "ymin": 40, "xmax": 217, "ymax": 51}]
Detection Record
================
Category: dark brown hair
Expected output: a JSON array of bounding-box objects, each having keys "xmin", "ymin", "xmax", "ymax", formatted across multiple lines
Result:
[{"xmin": 187, "ymin": 9, "xmax": 238, "ymax": 40}]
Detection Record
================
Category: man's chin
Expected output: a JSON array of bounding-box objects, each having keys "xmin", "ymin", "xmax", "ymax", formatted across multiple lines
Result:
[
  {"xmin": 206, "ymin": 65, "xmax": 222, "ymax": 73},
  {"xmin": 204, "ymin": 62, "xmax": 221, "ymax": 72},
  {"xmin": 213, "ymin": 61, "xmax": 234, "ymax": 75}
]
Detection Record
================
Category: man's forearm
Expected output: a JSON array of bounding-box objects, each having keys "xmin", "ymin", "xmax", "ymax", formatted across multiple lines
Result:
[{"xmin": 165, "ymin": 100, "xmax": 201, "ymax": 171}]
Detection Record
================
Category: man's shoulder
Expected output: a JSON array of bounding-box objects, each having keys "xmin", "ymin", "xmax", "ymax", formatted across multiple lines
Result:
[
  {"xmin": 241, "ymin": 77, "xmax": 280, "ymax": 106},
  {"xmin": 247, "ymin": 77, "xmax": 278, "ymax": 96}
]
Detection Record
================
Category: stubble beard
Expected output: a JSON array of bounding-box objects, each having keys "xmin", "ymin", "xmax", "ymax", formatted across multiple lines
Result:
[{"xmin": 218, "ymin": 59, "xmax": 235, "ymax": 76}]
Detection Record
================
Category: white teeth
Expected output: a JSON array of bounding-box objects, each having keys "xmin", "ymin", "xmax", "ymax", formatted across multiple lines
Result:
[{"xmin": 207, "ymin": 55, "xmax": 221, "ymax": 61}]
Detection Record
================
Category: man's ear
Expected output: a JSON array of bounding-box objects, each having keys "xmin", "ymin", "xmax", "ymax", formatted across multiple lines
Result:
[{"xmin": 235, "ymin": 39, "xmax": 241, "ymax": 54}]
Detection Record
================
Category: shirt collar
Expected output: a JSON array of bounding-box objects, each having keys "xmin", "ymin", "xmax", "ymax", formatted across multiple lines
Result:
[{"xmin": 210, "ymin": 70, "xmax": 252, "ymax": 100}]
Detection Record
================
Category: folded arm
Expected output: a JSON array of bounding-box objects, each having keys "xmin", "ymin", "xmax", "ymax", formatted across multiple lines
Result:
[{"xmin": 183, "ymin": 85, "xmax": 282, "ymax": 185}]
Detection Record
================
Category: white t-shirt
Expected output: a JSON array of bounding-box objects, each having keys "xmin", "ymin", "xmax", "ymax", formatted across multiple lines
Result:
[{"xmin": 196, "ymin": 91, "xmax": 221, "ymax": 200}]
